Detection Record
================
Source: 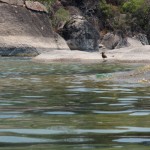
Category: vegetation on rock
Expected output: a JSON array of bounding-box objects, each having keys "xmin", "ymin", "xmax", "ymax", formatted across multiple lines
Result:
[{"xmin": 13, "ymin": 0, "xmax": 150, "ymax": 43}]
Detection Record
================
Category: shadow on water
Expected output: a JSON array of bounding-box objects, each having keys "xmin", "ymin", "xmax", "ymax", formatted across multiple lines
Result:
[{"xmin": 0, "ymin": 58, "xmax": 150, "ymax": 150}]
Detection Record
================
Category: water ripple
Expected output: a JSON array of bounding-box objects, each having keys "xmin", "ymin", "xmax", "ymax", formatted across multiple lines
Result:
[
  {"xmin": 113, "ymin": 138, "xmax": 150, "ymax": 143},
  {"xmin": 93, "ymin": 110, "xmax": 134, "ymax": 114},
  {"xmin": 0, "ymin": 136, "xmax": 51, "ymax": 144},
  {"xmin": 43, "ymin": 111, "xmax": 76, "ymax": 115}
]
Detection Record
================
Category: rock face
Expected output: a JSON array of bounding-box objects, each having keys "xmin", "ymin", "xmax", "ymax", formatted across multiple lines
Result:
[
  {"xmin": 0, "ymin": 2, "xmax": 70, "ymax": 56},
  {"xmin": 101, "ymin": 30, "xmax": 129, "ymax": 49},
  {"xmin": 25, "ymin": 1, "xmax": 48, "ymax": 13},
  {"xmin": 62, "ymin": 15, "xmax": 100, "ymax": 51},
  {"xmin": 0, "ymin": 0, "xmax": 24, "ymax": 6},
  {"xmin": 135, "ymin": 33, "xmax": 149, "ymax": 45}
]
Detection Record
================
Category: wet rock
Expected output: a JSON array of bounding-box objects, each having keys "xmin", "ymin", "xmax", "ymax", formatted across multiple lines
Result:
[
  {"xmin": 25, "ymin": 1, "xmax": 48, "ymax": 13},
  {"xmin": 62, "ymin": 15, "xmax": 100, "ymax": 51},
  {"xmin": 0, "ymin": 46, "xmax": 39, "ymax": 57}
]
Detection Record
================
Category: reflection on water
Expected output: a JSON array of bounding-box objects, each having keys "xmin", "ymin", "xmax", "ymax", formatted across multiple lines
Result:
[
  {"xmin": 0, "ymin": 58, "xmax": 150, "ymax": 150},
  {"xmin": 113, "ymin": 138, "xmax": 150, "ymax": 143},
  {"xmin": 0, "ymin": 136, "xmax": 50, "ymax": 144}
]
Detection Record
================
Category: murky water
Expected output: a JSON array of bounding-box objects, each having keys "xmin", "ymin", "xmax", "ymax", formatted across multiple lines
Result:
[{"xmin": 0, "ymin": 58, "xmax": 150, "ymax": 150}]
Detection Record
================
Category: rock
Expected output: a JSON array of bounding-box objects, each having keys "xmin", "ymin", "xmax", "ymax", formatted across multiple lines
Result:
[
  {"xmin": 0, "ymin": 0, "xmax": 24, "ymax": 6},
  {"xmin": 25, "ymin": 1, "xmax": 48, "ymax": 13},
  {"xmin": 61, "ymin": 15, "xmax": 100, "ymax": 51},
  {"xmin": 0, "ymin": 2, "xmax": 70, "ymax": 56},
  {"xmin": 0, "ymin": 2, "xmax": 52, "ymax": 37},
  {"xmin": 101, "ymin": 30, "xmax": 129, "ymax": 49},
  {"xmin": 0, "ymin": 46, "xmax": 39, "ymax": 57},
  {"xmin": 127, "ymin": 38, "xmax": 143, "ymax": 47},
  {"xmin": 134, "ymin": 33, "xmax": 149, "ymax": 45},
  {"xmin": 53, "ymin": 33, "xmax": 71, "ymax": 50}
]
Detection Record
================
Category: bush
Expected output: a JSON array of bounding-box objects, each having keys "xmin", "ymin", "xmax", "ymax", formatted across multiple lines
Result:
[
  {"xmin": 122, "ymin": 0, "xmax": 149, "ymax": 32},
  {"xmin": 98, "ymin": 0, "xmax": 113, "ymax": 18},
  {"xmin": 52, "ymin": 8, "xmax": 70, "ymax": 31},
  {"xmin": 122, "ymin": 0, "xmax": 145, "ymax": 13}
]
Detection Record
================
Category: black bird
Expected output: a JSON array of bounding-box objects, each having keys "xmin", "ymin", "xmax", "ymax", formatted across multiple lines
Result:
[{"xmin": 101, "ymin": 52, "xmax": 107, "ymax": 61}]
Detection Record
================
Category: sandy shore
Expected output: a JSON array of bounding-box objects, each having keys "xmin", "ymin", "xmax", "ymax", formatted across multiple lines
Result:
[
  {"xmin": 33, "ymin": 45, "xmax": 150, "ymax": 64},
  {"xmin": 33, "ymin": 50, "xmax": 102, "ymax": 63}
]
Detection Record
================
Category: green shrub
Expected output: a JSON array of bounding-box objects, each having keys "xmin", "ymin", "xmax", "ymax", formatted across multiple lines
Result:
[
  {"xmin": 55, "ymin": 8, "xmax": 70, "ymax": 22},
  {"xmin": 52, "ymin": 8, "xmax": 70, "ymax": 31},
  {"xmin": 122, "ymin": 0, "xmax": 149, "ymax": 31},
  {"xmin": 98, "ymin": 0, "xmax": 113, "ymax": 18},
  {"xmin": 122, "ymin": 0, "xmax": 145, "ymax": 13},
  {"xmin": 98, "ymin": 0, "xmax": 122, "ymax": 18}
]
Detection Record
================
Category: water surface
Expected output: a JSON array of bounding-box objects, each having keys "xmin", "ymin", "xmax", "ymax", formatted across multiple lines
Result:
[{"xmin": 0, "ymin": 58, "xmax": 150, "ymax": 150}]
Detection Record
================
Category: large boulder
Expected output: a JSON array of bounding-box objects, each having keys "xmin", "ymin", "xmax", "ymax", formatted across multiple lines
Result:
[
  {"xmin": 101, "ymin": 30, "xmax": 129, "ymax": 49},
  {"xmin": 0, "ymin": 0, "xmax": 24, "ymax": 6},
  {"xmin": 0, "ymin": 2, "xmax": 70, "ymax": 56},
  {"xmin": 61, "ymin": 15, "xmax": 100, "ymax": 51},
  {"xmin": 25, "ymin": 1, "xmax": 48, "ymax": 13},
  {"xmin": 66, "ymin": 6, "xmax": 82, "ymax": 16}
]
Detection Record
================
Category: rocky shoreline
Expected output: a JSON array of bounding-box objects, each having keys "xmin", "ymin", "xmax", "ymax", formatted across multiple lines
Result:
[
  {"xmin": 32, "ymin": 36, "xmax": 150, "ymax": 63},
  {"xmin": 0, "ymin": 0, "xmax": 149, "ymax": 62},
  {"xmin": 33, "ymin": 44, "xmax": 150, "ymax": 64}
]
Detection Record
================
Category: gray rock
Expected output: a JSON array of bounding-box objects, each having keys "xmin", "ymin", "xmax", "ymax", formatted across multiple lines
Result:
[
  {"xmin": 25, "ymin": 1, "xmax": 48, "ymax": 13},
  {"xmin": 0, "ymin": 2, "xmax": 52, "ymax": 37},
  {"xmin": 101, "ymin": 30, "xmax": 129, "ymax": 49},
  {"xmin": 0, "ymin": 2, "xmax": 70, "ymax": 57},
  {"xmin": 62, "ymin": 15, "xmax": 100, "ymax": 51},
  {"xmin": 0, "ymin": 0, "xmax": 24, "ymax": 6},
  {"xmin": 135, "ymin": 33, "xmax": 149, "ymax": 45},
  {"xmin": 0, "ymin": 46, "xmax": 39, "ymax": 57}
]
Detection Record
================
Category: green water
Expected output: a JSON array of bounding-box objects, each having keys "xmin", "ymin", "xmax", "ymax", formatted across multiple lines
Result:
[{"xmin": 0, "ymin": 58, "xmax": 150, "ymax": 150}]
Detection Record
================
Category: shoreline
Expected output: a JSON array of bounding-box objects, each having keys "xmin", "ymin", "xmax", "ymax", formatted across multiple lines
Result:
[{"xmin": 32, "ymin": 45, "xmax": 150, "ymax": 64}]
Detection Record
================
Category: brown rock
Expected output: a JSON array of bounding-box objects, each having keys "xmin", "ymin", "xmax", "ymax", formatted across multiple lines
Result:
[{"xmin": 25, "ymin": 1, "xmax": 48, "ymax": 13}]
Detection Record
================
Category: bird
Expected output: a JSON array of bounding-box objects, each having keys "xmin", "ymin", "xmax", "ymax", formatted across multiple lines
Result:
[{"xmin": 101, "ymin": 52, "xmax": 107, "ymax": 61}]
